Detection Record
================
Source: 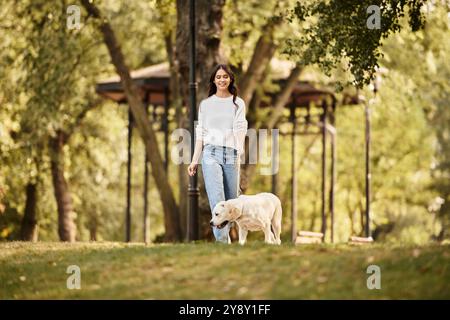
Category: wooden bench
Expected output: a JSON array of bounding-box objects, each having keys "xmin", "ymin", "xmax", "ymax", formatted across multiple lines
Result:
[
  {"xmin": 295, "ymin": 231, "xmax": 324, "ymax": 244},
  {"xmin": 348, "ymin": 236, "xmax": 374, "ymax": 245}
]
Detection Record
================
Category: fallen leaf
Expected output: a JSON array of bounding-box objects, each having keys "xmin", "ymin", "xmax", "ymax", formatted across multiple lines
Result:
[{"xmin": 237, "ymin": 287, "xmax": 248, "ymax": 295}]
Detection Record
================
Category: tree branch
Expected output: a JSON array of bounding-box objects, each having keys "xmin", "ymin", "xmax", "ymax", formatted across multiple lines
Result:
[{"xmin": 266, "ymin": 65, "xmax": 303, "ymax": 130}]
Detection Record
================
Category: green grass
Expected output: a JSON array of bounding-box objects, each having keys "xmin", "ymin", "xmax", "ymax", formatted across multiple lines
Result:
[{"xmin": 0, "ymin": 241, "xmax": 449, "ymax": 299}]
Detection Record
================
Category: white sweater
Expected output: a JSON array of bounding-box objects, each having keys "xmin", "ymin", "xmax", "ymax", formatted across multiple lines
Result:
[{"xmin": 195, "ymin": 94, "xmax": 248, "ymax": 154}]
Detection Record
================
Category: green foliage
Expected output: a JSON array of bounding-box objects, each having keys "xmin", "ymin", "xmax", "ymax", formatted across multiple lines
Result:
[
  {"xmin": 284, "ymin": 0, "xmax": 427, "ymax": 87},
  {"xmin": 246, "ymin": 66, "xmax": 439, "ymax": 244},
  {"xmin": 100, "ymin": 0, "xmax": 167, "ymax": 68},
  {"xmin": 246, "ymin": 3, "xmax": 450, "ymax": 243},
  {"xmin": 338, "ymin": 70, "xmax": 437, "ymax": 243},
  {"xmin": 0, "ymin": 0, "xmax": 167, "ymax": 241},
  {"xmin": 380, "ymin": 3, "xmax": 450, "ymax": 238},
  {"xmin": 222, "ymin": 0, "xmax": 280, "ymax": 68}
]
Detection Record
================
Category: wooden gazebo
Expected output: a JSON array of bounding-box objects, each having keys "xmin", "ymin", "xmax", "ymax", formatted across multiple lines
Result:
[{"xmin": 96, "ymin": 61, "xmax": 369, "ymax": 244}]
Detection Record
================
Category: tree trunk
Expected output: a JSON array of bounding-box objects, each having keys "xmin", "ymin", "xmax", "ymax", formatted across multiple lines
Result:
[
  {"xmin": 49, "ymin": 100, "xmax": 99, "ymax": 242},
  {"xmin": 266, "ymin": 65, "xmax": 303, "ymax": 129},
  {"xmin": 196, "ymin": 0, "xmax": 227, "ymax": 101},
  {"xmin": 82, "ymin": 0, "xmax": 182, "ymax": 242},
  {"xmin": 49, "ymin": 131, "xmax": 76, "ymax": 242},
  {"xmin": 238, "ymin": 16, "xmax": 282, "ymax": 104},
  {"xmin": 176, "ymin": 0, "xmax": 227, "ymax": 240},
  {"xmin": 176, "ymin": 0, "xmax": 226, "ymax": 103},
  {"xmin": 20, "ymin": 182, "xmax": 38, "ymax": 241},
  {"xmin": 89, "ymin": 221, "xmax": 97, "ymax": 241},
  {"xmin": 166, "ymin": 32, "xmax": 189, "ymax": 239}
]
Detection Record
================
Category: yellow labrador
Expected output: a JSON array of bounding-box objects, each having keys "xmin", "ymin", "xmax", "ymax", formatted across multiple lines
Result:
[{"xmin": 210, "ymin": 193, "xmax": 282, "ymax": 245}]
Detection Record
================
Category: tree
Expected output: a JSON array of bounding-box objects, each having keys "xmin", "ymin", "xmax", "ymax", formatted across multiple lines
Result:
[
  {"xmin": 18, "ymin": 0, "xmax": 106, "ymax": 241},
  {"xmin": 81, "ymin": 0, "xmax": 182, "ymax": 241},
  {"xmin": 1, "ymin": 0, "xmax": 114, "ymax": 241},
  {"xmin": 379, "ymin": 2, "xmax": 450, "ymax": 240},
  {"xmin": 284, "ymin": 0, "xmax": 427, "ymax": 87},
  {"xmin": 219, "ymin": 0, "xmax": 306, "ymax": 193}
]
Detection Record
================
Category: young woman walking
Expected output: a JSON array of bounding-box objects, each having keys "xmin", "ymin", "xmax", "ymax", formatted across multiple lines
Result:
[{"xmin": 187, "ymin": 64, "xmax": 248, "ymax": 243}]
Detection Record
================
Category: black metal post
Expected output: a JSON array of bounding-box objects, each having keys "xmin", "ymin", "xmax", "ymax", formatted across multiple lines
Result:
[
  {"xmin": 321, "ymin": 100, "xmax": 327, "ymax": 241},
  {"xmin": 143, "ymin": 104, "xmax": 150, "ymax": 244},
  {"xmin": 365, "ymin": 91, "xmax": 373, "ymax": 238},
  {"xmin": 164, "ymin": 88, "xmax": 169, "ymax": 173},
  {"xmin": 187, "ymin": 0, "xmax": 199, "ymax": 241},
  {"xmin": 329, "ymin": 100, "xmax": 336, "ymax": 243},
  {"xmin": 126, "ymin": 108, "xmax": 133, "ymax": 242},
  {"xmin": 271, "ymin": 126, "xmax": 279, "ymax": 196},
  {"xmin": 290, "ymin": 104, "xmax": 297, "ymax": 243},
  {"xmin": 271, "ymin": 168, "xmax": 278, "ymax": 196}
]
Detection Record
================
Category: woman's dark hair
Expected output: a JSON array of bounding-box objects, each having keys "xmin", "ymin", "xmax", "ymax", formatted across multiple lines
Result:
[{"xmin": 208, "ymin": 64, "xmax": 239, "ymax": 108}]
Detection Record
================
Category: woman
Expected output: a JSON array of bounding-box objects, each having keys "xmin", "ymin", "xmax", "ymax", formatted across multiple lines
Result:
[{"xmin": 187, "ymin": 64, "xmax": 248, "ymax": 243}]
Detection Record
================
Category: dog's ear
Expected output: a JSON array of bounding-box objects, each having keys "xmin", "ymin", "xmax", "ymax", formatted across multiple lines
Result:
[{"xmin": 229, "ymin": 201, "xmax": 244, "ymax": 220}]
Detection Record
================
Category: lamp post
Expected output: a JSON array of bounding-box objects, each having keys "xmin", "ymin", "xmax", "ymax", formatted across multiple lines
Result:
[
  {"xmin": 364, "ymin": 70, "xmax": 382, "ymax": 238},
  {"xmin": 187, "ymin": 0, "xmax": 199, "ymax": 241},
  {"xmin": 364, "ymin": 89, "xmax": 372, "ymax": 239}
]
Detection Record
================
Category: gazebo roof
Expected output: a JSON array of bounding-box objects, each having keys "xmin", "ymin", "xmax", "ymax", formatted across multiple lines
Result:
[
  {"xmin": 275, "ymin": 80, "xmax": 335, "ymax": 108},
  {"xmin": 98, "ymin": 62, "xmax": 170, "ymax": 84},
  {"xmin": 96, "ymin": 62, "xmax": 170, "ymax": 104},
  {"xmin": 96, "ymin": 59, "xmax": 337, "ymax": 107}
]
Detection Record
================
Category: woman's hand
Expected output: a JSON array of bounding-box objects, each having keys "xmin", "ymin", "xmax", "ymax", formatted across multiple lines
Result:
[
  {"xmin": 189, "ymin": 140, "xmax": 203, "ymax": 176},
  {"xmin": 188, "ymin": 163, "xmax": 198, "ymax": 176}
]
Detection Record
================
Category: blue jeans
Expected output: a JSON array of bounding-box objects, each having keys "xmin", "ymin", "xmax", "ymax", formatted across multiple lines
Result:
[{"xmin": 201, "ymin": 144, "xmax": 239, "ymax": 243}]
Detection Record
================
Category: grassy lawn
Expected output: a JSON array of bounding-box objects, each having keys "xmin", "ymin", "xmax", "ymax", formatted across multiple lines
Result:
[{"xmin": 0, "ymin": 242, "xmax": 449, "ymax": 299}]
